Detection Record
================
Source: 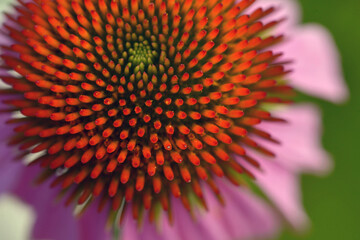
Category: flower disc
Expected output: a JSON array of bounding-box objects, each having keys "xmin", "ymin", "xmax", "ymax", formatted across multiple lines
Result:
[{"xmin": 0, "ymin": 0, "xmax": 292, "ymax": 223}]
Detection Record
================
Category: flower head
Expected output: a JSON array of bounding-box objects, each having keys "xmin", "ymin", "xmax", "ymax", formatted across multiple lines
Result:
[
  {"xmin": 0, "ymin": 0, "xmax": 291, "ymax": 221},
  {"xmin": 0, "ymin": 0, "xmax": 348, "ymax": 239}
]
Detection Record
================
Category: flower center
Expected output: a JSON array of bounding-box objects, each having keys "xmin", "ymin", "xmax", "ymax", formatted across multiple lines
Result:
[
  {"xmin": 0, "ymin": 0, "xmax": 292, "ymax": 225},
  {"xmin": 128, "ymin": 40, "xmax": 157, "ymax": 66}
]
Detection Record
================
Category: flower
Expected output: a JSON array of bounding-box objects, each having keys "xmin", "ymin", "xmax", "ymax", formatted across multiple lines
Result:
[{"xmin": 0, "ymin": 1, "xmax": 348, "ymax": 240}]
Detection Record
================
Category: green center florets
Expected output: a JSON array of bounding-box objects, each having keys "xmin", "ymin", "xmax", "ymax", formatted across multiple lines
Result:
[
  {"xmin": 126, "ymin": 35, "xmax": 158, "ymax": 70},
  {"xmin": 129, "ymin": 41, "xmax": 154, "ymax": 64}
]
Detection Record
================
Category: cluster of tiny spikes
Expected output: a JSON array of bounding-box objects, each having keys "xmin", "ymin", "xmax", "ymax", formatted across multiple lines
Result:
[{"xmin": 0, "ymin": 0, "xmax": 293, "ymax": 224}]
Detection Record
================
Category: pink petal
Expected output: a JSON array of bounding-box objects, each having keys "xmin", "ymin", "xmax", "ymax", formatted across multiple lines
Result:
[
  {"xmin": 122, "ymin": 180, "xmax": 279, "ymax": 240},
  {"xmin": 282, "ymin": 24, "xmax": 348, "ymax": 102},
  {"xmin": 249, "ymin": 0, "xmax": 348, "ymax": 102},
  {"xmin": 237, "ymin": 105, "xmax": 333, "ymax": 229},
  {"xmin": 0, "ymin": 159, "xmax": 23, "ymax": 194},
  {"xmin": 0, "ymin": 99, "xmax": 23, "ymax": 194},
  {"xmin": 11, "ymin": 166, "xmax": 80, "ymax": 240},
  {"xmin": 198, "ymin": 180, "xmax": 280, "ymax": 240},
  {"xmin": 77, "ymin": 201, "xmax": 113, "ymax": 240},
  {"xmin": 122, "ymin": 213, "xmax": 165, "ymax": 240},
  {"xmin": 122, "ymin": 201, "xmax": 215, "ymax": 240},
  {"xmin": 10, "ymin": 165, "xmax": 111, "ymax": 240},
  {"xmin": 248, "ymin": 158, "xmax": 308, "ymax": 230},
  {"xmin": 247, "ymin": 0, "xmax": 301, "ymax": 34},
  {"xmin": 254, "ymin": 105, "xmax": 333, "ymax": 174}
]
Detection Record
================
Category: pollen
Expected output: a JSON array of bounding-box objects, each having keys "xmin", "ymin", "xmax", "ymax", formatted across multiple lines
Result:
[{"xmin": 0, "ymin": 0, "xmax": 293, "ymax": 224}]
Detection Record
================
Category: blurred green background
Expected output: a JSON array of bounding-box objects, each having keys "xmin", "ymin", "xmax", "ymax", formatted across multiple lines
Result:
[{"xmin": 279, "ymin": 0, "xmax": 360, "ymax": 239}]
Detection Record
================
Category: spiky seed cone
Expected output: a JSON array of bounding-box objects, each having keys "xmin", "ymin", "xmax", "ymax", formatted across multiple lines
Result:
[{"xmin": 0, "ymin": 0, "xmax": 292, "ymax": 224}]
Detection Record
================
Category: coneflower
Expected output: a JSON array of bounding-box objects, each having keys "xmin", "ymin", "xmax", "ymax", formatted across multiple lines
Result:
[{"xmin": 0, "ymin": 0, "xmax": 337, "ymax": 238}]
